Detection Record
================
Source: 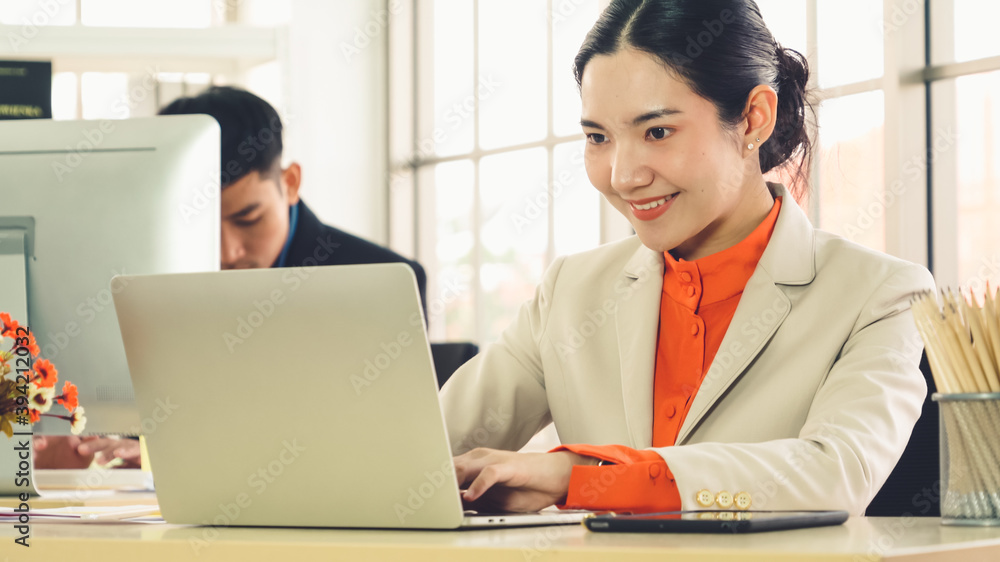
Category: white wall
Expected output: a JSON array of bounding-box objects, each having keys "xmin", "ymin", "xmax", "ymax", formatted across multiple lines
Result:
[{"xmin": 284, "ymin": 0, "xmax": 390, "ymax": 245}]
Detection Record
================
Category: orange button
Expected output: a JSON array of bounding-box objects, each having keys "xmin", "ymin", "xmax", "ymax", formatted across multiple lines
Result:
[
  {"xmin": 690, "ymin": 324, "xmax": 700, "ymax": 335},
  {"xmin": 680, "ymin": 272, "xmax": 692, "ymax": 282},
  {"xmin": 649, "ymin": 464, "xmax": 662, "ymax": 479},
  {"xmin": 686, "ymin": 286, "xmax": 695, "ymax": 297},
  {"xmin": 665, "ymin": 404, "xmax": 677, "ymax": 418}
]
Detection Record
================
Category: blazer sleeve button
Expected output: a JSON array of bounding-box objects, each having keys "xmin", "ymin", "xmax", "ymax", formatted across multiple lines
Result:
[
  {"xmin": 696, "ymin": 489, "xmax": 714, "ymax": 508},
  {"xmin": 715, "ymin": 490, "xmax": 734, "ymax": 509},
  {"xmin": 734, "ymin": 492, "xmax": 752, "ymax": 510}
]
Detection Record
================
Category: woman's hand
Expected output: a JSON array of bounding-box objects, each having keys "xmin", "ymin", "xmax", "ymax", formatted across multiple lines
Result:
[{"xmin": 454, "ymin": 448, "xmax": 597, "ymax": 512}]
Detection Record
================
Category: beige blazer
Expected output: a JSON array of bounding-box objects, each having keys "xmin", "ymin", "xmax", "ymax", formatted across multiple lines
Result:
[{"xmin": 440, "ymin": 183, "xmax": 936, "ymax": 515}]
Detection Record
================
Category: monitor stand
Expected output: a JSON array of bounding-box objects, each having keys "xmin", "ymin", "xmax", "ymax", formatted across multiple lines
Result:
[{"xmin": 1, "ymin": 221, "xmax": 40, "ymax": 497}]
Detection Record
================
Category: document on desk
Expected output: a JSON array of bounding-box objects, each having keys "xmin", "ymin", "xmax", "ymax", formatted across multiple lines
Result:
[{"xmin": 0, "ymin": 505, "xmax": 163, "ymax": 523}]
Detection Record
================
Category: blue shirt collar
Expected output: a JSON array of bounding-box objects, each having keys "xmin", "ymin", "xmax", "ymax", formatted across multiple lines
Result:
[{"xmin": 272, "ymin": 202, "xmax": 299, "ymax": 268}]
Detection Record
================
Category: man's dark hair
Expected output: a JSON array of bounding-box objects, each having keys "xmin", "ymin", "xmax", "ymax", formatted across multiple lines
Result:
[{"xmin": 159, "ymin": 85, "xmax": 283, "ymax": 188}]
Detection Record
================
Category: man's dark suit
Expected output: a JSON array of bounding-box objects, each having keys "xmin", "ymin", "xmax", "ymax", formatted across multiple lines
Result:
[{"xmin": 281, "ymin": 201, "xmax": 427, "ymax": 314}]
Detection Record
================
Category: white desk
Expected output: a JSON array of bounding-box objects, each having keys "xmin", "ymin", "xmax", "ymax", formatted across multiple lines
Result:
[{"xmin": 3, "ymin": 516, "xmax": 1000, "ymax": 561}]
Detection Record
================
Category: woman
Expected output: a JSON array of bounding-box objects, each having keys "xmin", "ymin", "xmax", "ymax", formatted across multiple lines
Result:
[{"xmin": 442, "ymin": 0, "xmax": 934, "ymax": 515}]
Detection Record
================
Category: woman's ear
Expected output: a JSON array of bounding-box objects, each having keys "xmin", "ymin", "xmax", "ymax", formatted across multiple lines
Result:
[{"xmin": 742, "ymin": 85, "xmax": 778, "ymax": 152}]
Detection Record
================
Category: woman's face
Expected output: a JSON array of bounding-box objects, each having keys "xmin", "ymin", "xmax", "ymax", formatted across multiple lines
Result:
[{"xmin": 580, "ymin": 49, "xmax": 759, "ymax": 258}]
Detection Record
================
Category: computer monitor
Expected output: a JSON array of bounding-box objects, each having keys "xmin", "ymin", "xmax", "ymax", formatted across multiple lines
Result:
[{"xmin": 0, "ymin": 115, "xmax": 220, "ymax": 435}]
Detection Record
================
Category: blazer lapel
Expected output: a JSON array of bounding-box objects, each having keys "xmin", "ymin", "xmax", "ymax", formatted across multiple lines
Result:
[
  {"xmin": 676, "ymin": 184, "xmax": 818, "ymax": 444},
  {"xmin": 614, "ymin": 244, "xmax": 664, "ymax": 448}
]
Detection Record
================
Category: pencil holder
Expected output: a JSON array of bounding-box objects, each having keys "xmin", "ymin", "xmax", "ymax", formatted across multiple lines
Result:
[{"xmin": 933, "ymin": 393, "xmax": 1000, "ymax": 525}]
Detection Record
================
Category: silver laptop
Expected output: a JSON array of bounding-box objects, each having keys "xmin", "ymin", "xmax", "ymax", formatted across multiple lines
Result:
[{"xmin": 111, "ymin": 263, "xmax": 587, "ymax": 529}]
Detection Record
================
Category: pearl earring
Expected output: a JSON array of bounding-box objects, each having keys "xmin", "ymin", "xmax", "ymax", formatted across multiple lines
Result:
[{"xmin": 748, "ymin": 143, "xmax": 755, "ymax": 150}]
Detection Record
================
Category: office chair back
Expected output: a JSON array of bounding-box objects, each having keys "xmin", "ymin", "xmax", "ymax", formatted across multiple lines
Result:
[
  {"xmin": 865, "ymin": 352, "xmax": 940, "ymax": 517},
  {"xmin": 430, "ymin": 342, "xmax": 480, "ymax": 388}
]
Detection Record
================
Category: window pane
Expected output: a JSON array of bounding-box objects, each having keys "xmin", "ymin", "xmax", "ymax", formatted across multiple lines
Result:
[
  {"xmin": 426, "ymin": 161, "xmax": 476, "ymax": 341},
  {"xmin": 240, "ymin": 0, "xmax": 291, "ymax": 26},
  {"xmin": 478, "ymin": 0, "xmax": 547, "ymax": 150},
  {"xmin": 431, "ymin": 0, "xmax": 474, "ymax": 157},
  {"xmin": 185, "ymin": 73, "xmax": 211, "ymax": 87},
  {"xmin": 552, "ymin": 0, "xmax": 600, "ymax": 137},
  {"xmin": 952, "ymin": 71, "xmax": 1000, "ymax": 290},
  {"xmin": 81, "ymin": 72, "xmax": 129, "ymax": 119},
  {"xmin": 245, "ymin": 62, "xmax": 283, "ymax": 115},
  {"xmin": 156, "ymin": 74, "xmax": 186, "ymax": 112},
  {"xmin": 480, "ymin": 148, "xmax": 547, "ymax": 342},
  {"xmin": 755, "ymin": 0, "xmax": 808, "ymax": 56},
  {"xmin": 0, "ymin": 0, "xmax": 75, "ymax": 25},
  {"xmin": 816, "ymin": 0, "xmax": 883, "ymax": 88},
  {"xmin": 816, "ymin": 90, "xmax": 886, "ymax": 252},
  {"xmin": 82, "ymin": 0, "xmax": 212, "ymax": 27},
  {"xmin": 51, "ymin": 72, "xmax": 77, "ymax": 120},
  {"xmin": 553, "ymin": 140, "xmax": 600, "ymax": 256},
  {"xmin": 954, "ymin": 0, "xmax": 1000, "ymax": 63}
]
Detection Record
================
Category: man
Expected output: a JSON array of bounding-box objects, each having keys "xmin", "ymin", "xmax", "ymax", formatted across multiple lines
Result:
[
  {"xmin": 160, "ymin": 86, "xmax": 428, "ymax": 302},
  {"xmin": 36, "ymin": 86, "xmax": 427, "ymax": 469}
]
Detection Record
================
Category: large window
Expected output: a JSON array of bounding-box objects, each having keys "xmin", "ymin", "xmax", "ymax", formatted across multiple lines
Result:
[
  {"xmin": 929, "ymin": 0, "xmax": 1000, "ymax": 291},
  {"xmin": 390, "ymin": 0, "xmax": 614, "ymax": 343}
]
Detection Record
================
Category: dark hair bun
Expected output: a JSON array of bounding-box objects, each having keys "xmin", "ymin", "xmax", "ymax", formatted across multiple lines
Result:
[{"xmin": 761, "ymin": 46, "xmax": 812, "ymax": 175}]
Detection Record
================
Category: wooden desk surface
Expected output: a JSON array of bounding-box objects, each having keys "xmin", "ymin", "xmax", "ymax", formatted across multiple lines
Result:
[{"xmin": 3, "ymin": 516, "xmax": 1000, "ymax": 561}]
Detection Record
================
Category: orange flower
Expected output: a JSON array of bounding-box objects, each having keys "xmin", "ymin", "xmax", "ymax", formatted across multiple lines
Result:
[
  {"xmin": 0, "ymin": 313, "xmax": 39, "ymax": 355},
  {"xmin": 56, "ymin": 381, "xmax": 79, "ymax": 411},
  {"xmin": 0, "ymin": 313, "xmax": 19, "ymax": 339},
  {"xmin": 33, "ymin": 359, "xmax": 58, "ymax": 388},
  {"xmin": 29, "ymin": 409, "xmax": 40, "ymax": 424},
  {"xmin": 12, "ymin": 331, "xmax": 40, "ymax": 357},
  {"xmin": 24, "ymin": 332, "xmax": 40, "ymax": 357}
]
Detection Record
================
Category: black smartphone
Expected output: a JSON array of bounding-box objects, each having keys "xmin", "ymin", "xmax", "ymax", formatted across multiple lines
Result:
[{"xmin": 583, "ymin": 510, "xmax": 849, "ymax": 534}]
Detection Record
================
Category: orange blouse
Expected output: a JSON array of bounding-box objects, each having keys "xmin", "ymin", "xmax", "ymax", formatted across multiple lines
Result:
[{"xmin": 553, "ymin": 197, "xmax": 782, "ymax": 513}]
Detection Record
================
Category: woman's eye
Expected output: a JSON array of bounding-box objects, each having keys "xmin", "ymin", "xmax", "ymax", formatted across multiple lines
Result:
[
  {"xmin": 647, "ymin": 127, "xmax": 670, "ymax": 140},
  {"xmin": 235, "ymin": 218, "xmax": 262, "ymax": 227},
  {"xmin": 586, "ymin": 133, "xmax": 607, "ymax": 144}
]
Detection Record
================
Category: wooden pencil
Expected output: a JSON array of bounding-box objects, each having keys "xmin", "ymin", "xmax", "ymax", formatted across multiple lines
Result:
[
  {"xmin": 911, "ymin": 288, "xmax": 1000, "ymax": 519},
  {"xmin": 962, "ymin": 296, "xmax": 1000, "ymax": 391}
]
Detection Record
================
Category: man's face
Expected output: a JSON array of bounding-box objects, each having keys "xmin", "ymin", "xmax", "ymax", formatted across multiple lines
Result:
[{"xmin": 220, "ymin": 164, "xmax": 301, "ymax": 269}]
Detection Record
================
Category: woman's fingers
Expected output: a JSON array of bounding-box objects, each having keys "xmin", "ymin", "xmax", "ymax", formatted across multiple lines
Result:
[
  {"xmin": 464, "ymin": 462, "xmax": 513, "ymax": 502},
  {"xmin": 453, "ymin": 447, "xmax": 503, "ymax": 488}
]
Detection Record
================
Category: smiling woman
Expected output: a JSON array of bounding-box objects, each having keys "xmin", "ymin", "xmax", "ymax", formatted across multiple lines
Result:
[{"xmin": 440, "ymin": 0, "xmax": 935, "ymax": 517}]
